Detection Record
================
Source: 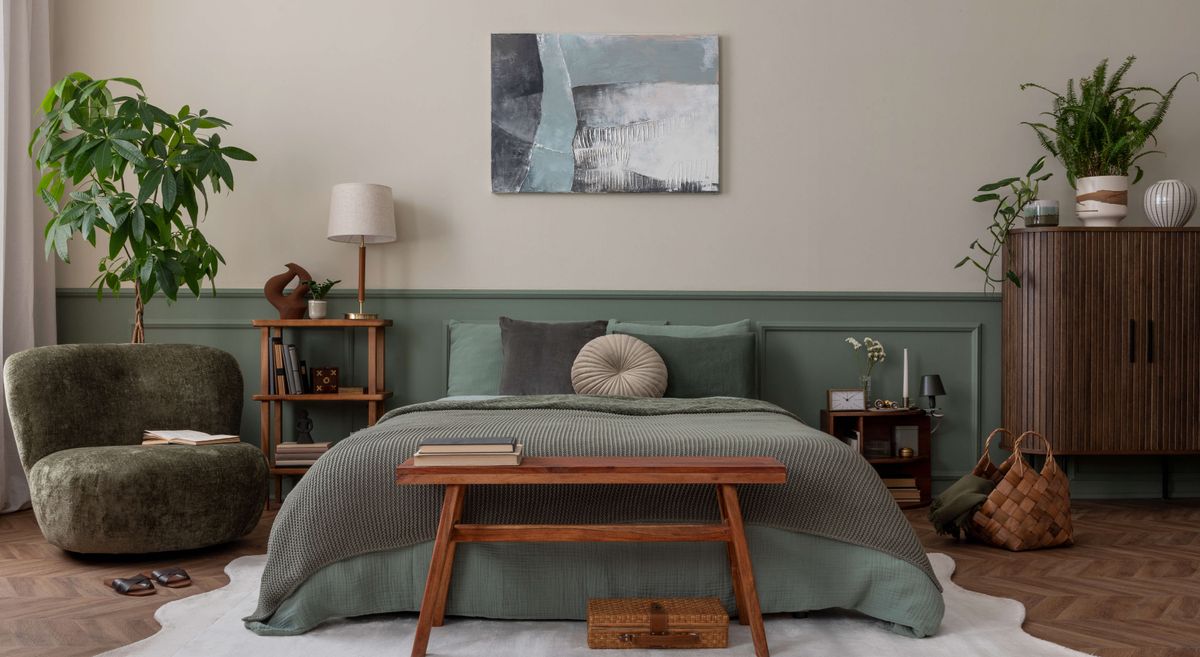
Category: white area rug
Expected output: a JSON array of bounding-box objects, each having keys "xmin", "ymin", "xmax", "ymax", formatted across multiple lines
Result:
[{"xmin": 99, "ymin": 553, "xmax": 1092, "ymax": 657}]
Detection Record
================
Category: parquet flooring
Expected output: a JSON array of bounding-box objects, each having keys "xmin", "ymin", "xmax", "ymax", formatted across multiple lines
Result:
[
  {"xmin": 908, "ymin": 499, "xmax": 1200, "ymax": 657},
  {"xmin": 0, "ymin": 508, "xmax": 274, "ymax": 657},
  {"xmin": 0, "ymin": 501, "xmax": 1197, "ymax": 656}
]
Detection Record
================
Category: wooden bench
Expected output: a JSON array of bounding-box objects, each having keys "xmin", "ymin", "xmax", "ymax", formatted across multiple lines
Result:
[{"xmin": 395, "ymin": 456, "xmax": 787, "ymax": 657}]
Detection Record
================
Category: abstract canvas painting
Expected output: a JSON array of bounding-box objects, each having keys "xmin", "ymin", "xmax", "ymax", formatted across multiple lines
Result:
[{"xmin": 491, "ymin": 33, "xmax": 719, "ymax": 194}]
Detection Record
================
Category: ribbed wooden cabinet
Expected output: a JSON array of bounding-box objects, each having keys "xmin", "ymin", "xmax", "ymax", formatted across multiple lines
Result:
[{"xmin": 1003, "ymin": 227, "xmax": 1200, "ymax": 454}]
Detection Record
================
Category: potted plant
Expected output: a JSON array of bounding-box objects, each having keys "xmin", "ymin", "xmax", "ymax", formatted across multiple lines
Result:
[
  {"xmin": 303, "ymin": 279, "xmax": 341, "ymax": 319},
  {"xmin": 957, "ymin": 157, "xmax": 1051, "ymax": 291},
  {"xmin": 29, "ymin": 73, "xmax": 256, "ymax": 342},
  {"xmin": 1021, "ymin": 56, "xmax": 1196, "ymax": 226}
]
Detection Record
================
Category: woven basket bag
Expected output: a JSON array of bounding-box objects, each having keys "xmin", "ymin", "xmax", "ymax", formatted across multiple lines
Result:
[{"xmin": 968, "ymin": 429, "xmax": 1074, "ymax": 551}]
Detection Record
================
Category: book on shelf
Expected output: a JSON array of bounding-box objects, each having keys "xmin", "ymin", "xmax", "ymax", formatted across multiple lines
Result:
[
  {"xmin": 274, "ymin": 441, "xmax": 330, "ymax": 466},
  {"xmin": 271, "ymin": 337, "xmax": 287, "ymax": 394},
  {"xmin": 889, "ymin": 487, "xmax": 921, "ymax": 502},
  {"xmin": 412, "ymin": 444, "xmax": 524, "ymax": 466},
  {"xmin": 285, "ymin": 344, "xmax": 305, "ymax": 394},
  {"xmin": 418, "ymin": 436, "xmax": 518, "ymax": 454},
  {"xmin": 882, "ymin": 477, "xmax": 917, "ymax": 488},
  {"xmin": 143, "ymin": 430, "xmax": 240, "ymax": 446},
  {"xmin": 276, "ymin": 441, "xmax": 331, "ymax": 453}
]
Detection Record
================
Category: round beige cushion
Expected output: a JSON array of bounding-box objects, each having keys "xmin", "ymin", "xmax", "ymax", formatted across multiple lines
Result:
[{"xmin": 571, "ymin": 334, "xmax": 667, "ymax": 397}]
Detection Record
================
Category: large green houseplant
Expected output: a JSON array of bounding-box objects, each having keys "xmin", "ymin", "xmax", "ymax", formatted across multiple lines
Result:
[
  {"xmin": 29, "ymin": 73, "xmax": 255, "ymax": 342},
  {"xmin": 1021, "ymin": 56, "xmax": 1195, "ymax": 226}
]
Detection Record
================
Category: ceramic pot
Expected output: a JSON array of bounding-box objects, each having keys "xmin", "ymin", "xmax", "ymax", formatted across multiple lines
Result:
[
  {"xmin": 307, "ymin": 299, "xmax": 327, "ymax": 320},
  {"xmin": 1144, "ymin": 179, "xmax": 1197, "ymax": 227},
  {"xmin": 1023, "ymin": 199, "xmax": 1060, "ymax": 227},
  {"xmin": 1075, "ymin": 175, "xmax": 1129, "ymax": 227}
]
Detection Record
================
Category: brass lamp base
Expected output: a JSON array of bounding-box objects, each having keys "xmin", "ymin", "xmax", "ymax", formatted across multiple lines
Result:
[{"xmin": 344, "ymin": 312, "xmax": 378, "ymax": 320}]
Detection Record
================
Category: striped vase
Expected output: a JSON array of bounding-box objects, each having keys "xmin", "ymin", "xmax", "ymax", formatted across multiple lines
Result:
[{"xmin": 1144, "ymin": 179, "xmax": 1197, "ymax": 227}]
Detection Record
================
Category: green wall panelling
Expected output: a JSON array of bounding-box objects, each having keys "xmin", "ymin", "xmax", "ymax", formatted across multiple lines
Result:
[{"xmin": 54, "ymin": 288, "xmax": 1197, "ymax": 498}]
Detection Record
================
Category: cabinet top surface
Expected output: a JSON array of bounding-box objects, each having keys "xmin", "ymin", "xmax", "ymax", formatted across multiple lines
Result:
[{"xmin": 1012, "ymin": 226, "xmax": 1200, "ymax": 233}]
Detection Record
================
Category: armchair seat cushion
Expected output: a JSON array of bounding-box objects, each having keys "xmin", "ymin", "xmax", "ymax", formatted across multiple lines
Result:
[{"xmin": 27, "ymin": 443, "xmax": 266, "ymax": 554}]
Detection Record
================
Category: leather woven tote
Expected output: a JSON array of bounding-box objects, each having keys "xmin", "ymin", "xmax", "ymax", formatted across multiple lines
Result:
[{"xmin": 970, "ymin": 430, "xmax": 1074, "ymax": 551}]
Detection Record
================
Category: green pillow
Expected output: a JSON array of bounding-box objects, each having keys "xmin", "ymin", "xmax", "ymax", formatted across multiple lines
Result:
[
  {"xmin": 611, "ymin": 319, "xmax": 752, "ymax": 338},
  {"xmin": 446, "ymin": 321, "xmax": 503, "ymax": 396},
  {"xmin": 625, "ymin": 332, "xmax": 757, "ymax": 399}
]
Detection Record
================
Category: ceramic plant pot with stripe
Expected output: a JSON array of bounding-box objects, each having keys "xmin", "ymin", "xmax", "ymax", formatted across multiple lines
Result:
[
  {"xmin": 1075, "ymin": 175, "xmax": 1129, "ymax": 227},
  {"xmin": 1144, "ymin": 179, "xmax": 1197, "ymax": 227}
]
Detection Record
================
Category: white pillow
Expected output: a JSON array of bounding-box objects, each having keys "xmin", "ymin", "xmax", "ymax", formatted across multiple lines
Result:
[{"xmin": 570, "ymin": 334, "xmax": 667, "ymax": 398}]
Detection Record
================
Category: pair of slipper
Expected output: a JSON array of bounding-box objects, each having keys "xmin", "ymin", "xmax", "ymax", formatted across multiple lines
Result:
[{"xmin": 105, "ymin": 567, "xmax": 192, "ymax": 596}]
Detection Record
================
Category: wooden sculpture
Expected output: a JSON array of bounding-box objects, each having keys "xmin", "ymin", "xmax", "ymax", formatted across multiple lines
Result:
[{"xmin": 264, "ymin": 263, "xmax": 313, "ymax": 319}]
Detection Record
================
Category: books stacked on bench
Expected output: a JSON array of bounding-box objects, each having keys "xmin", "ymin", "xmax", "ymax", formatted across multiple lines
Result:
[
  {"xmin": 143, "ymin": 430, "xmax": 240, "ymax": 446},
  {"xmin": 883, "ymin": 477, "xmax": 921, "ymax": 504},
  {"xmin": 413, "ymin": 437, "xmax": 523, "ymax": 466},
  {"xmin": 275, "ymin": 441, "xmax": 331, "ymax": 466}
]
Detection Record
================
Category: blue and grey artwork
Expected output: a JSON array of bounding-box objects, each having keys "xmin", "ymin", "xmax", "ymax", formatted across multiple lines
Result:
[{"xmin": 491, "ymin": 33, "xmax": 719, "ymax": 194}]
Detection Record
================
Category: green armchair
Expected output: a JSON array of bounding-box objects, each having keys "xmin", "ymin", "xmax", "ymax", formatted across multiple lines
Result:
[{"xmin": 3, "ymin": 343, "xmax": 267, "ymax": 554}]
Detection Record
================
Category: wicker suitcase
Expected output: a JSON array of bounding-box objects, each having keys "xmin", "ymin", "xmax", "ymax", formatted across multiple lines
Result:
[{"xmin": 587, "ymin": 598, "xmax": 728, "ymax": 649}]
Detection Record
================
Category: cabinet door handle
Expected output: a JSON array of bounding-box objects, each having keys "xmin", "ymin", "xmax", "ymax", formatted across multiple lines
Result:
[
  {"xmin": 1147, "ymin": 320, "xmax": 1154, "ymax": 363},
  {"xmin": 1129, "ymin": 319, "xmax": 1137, "ymax": 363}
]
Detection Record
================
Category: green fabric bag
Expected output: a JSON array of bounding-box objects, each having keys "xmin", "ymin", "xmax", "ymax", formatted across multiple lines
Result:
[{"xmin": 928, "ymin": 473, "xmax": 995, "ymax": 539}]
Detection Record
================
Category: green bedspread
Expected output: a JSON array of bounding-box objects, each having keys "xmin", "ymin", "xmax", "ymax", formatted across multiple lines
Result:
[{"xmin": 245, "ymin": 396, "xmax": 944, "ymax": 637}]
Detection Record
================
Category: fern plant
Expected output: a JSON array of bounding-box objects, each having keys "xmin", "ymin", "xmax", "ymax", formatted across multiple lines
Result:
[
  {"xmin": 957, "ymin": 157, "xmax": 1051, "ymax": 292},
  {"xmin": 1021, "ymin": 56, "xmax": 1196, "ymax": 187}
]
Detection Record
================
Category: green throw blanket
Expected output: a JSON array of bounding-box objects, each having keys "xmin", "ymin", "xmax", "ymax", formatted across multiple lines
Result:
[{"xmin": 929, "ymin": 473, "xmax": 995, "ymax": 538}]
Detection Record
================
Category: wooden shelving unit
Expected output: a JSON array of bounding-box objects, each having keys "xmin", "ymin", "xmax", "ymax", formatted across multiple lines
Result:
[
  {"xmin": 820, "ymin": 409, "xmax": 932, "ymax": 508},
  {"xmin": 252, "ymin": 318, "xmax": 393, "ymax": 503}
]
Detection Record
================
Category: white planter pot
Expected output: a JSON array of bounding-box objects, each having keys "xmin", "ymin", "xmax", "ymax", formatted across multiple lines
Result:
[
  {"xmin": 1144, "ymin": 179, "xmax": 1197, "ymax": 227},
  {"xmin": 1075, "ymin": 175, "xmax": 1129, "ymax": 227},
  {"xmin": 307, "ymin": 300, "xmax": 327, "ymax": 320}
]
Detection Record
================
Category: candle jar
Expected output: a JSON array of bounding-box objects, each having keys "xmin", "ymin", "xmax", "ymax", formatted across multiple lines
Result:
[{"xmin": 1023, "ymin": 199, "xmax": 1059, "ymax": 227}]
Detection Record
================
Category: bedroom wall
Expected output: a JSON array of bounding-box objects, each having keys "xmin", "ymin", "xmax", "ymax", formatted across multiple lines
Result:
[
  {"xmin": 48, "ymin": 0, "xmax": 1200, "ymax": 497},
  {"xmin": 47, "ymin": 0, "xmax": 1200, "ymax": 292}
]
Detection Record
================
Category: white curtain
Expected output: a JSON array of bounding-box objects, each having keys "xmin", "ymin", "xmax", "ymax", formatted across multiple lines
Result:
[{"xmin": 0, "ymin": 0, "xmax": 55, "ymax": 514}]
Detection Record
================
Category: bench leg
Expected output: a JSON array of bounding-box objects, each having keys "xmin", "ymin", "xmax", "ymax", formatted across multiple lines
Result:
[
  {"xmin": 431, "ymin": 484, "xmax": 466, "ymax": 626},
  {"xmin": 718, "ymin": 484, "xmax": 770, "ymax": 657},
  {"xmin": 716, "ymin": 485, "xmax": 749, "ymax": 625},
  {"xmin": 411, "ymin": 484, "xmax": 466, "ymax": 657}
]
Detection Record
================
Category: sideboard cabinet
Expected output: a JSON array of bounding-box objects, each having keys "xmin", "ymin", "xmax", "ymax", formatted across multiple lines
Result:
[{"xmin": 1003, "ymin": 227, "xmax": 1200, "ymax": 454}]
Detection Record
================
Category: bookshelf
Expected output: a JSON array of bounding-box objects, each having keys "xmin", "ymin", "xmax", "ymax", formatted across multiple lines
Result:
[
  {"xmin": 252, "ymin": 318, "xmax": 393, "ymax": 504},
  {"xmin": 819, "ymin": 409, "xmax": 932, "ymax": 508}
]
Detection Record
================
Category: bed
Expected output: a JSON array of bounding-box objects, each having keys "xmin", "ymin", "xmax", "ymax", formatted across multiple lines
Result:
[{"xmin": 244, "ymin": 395, "xmax": 944, "ymax": 638}]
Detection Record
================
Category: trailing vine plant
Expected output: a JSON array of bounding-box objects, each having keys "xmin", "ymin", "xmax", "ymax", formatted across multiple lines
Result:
[{"xmin": 956, "ymin": 157, "xmax": 1051, "ymax": 292}]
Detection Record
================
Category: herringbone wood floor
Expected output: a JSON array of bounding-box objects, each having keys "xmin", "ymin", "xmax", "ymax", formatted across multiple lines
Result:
[{"xmin": 0, "ymin": 501, "xmax": 1197, "ymax": 656}]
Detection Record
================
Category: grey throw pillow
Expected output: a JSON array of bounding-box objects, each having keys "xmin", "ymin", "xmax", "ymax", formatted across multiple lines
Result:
[{"xmin": 499, "ymin": 318, "xmax": 608, "ymax": 395}]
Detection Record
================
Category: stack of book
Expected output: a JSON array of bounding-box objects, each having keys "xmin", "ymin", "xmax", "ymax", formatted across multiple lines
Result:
[
  {"xmin": 269, "ymin": 336, "xmax": 310, "ymax": 395},
  {"xmin": 413, "ymin": 437, "xmax": 523, "ymax": 466},
  {"xmin": 143, "ymin": 429, "xmax": 239, "ymax": 445},
  {"xmin": 275, "ymin": 441, "xmax": 331, "ymax": 466},
  {"xmin": 883, "ymin": 477, "xmax": 921, "ymax": 504}
]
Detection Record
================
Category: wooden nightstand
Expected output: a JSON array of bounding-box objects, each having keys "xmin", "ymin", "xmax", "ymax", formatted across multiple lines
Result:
[
  {"xmin": 820, "ymin": 409, "xmax": 931, "ymax": 508},
  {"xmin": 252, "ymin": 318, "xmax": 393, "ymax": 504}
]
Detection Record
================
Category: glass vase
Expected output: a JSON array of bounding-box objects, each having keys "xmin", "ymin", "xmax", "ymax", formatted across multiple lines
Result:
[{"xmin": 859, "ymin": 374, "xmax": 872, "ymax": 405}]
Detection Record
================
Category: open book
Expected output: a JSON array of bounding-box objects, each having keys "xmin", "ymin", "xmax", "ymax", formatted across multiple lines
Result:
[{"xmin": 142, "ymin": 430, "xmax": 240, "ymax": 446}]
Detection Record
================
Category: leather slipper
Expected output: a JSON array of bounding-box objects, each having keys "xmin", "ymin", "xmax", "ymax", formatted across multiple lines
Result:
[
  {"xmin": 106, "ymin": 574, "xmax": 156, "ymax": 596},
  {"xmin": 144, "ymin": 566, "xmax": 192, "ymax": 588}
]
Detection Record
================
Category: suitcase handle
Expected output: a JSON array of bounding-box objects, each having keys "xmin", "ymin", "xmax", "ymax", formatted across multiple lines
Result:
[{"xmin": 618, "ymin": 632, "xmax": 701, "ymax": 648}]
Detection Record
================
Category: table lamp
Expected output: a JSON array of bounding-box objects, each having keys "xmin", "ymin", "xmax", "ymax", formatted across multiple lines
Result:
[
  {"xmin": 920, "ymin": 374, "xmax": 947, "ymax": 433},
  {"xmin": 326, "ymin": 183, "xmax": 396, "ymax": 319}
]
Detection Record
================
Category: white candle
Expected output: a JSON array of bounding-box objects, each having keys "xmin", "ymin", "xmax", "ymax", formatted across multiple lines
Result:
[{"xmin": 902, "ymin": 348, "xmax": 909, "ymax": 400}]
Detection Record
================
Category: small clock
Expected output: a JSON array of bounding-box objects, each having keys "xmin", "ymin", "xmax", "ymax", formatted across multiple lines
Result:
[{"xmin": 827, "ymin": 388, "xmax": 867, "ymax": 411}]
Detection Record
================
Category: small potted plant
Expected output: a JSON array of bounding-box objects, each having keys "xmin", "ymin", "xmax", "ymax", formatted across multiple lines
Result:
[
  {"xmin": 303, "ymin": 279, "xmax": 340, "ymax": 319},
  {"xmin": 957, "ymin": 157, "xmax": 1051, "ymax": 291},
  {"xmin": 1021, "ymin": 56, "xmax": 1196, "ymax": 226}
]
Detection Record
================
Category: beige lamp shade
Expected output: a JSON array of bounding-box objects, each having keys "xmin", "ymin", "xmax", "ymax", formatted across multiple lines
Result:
[{"xmin": 326, "ymin": 183, "xmax": 397, "ymax": 243}]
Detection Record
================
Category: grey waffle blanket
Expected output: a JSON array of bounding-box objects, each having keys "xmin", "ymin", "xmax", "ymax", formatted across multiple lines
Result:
[{"xmin": 246, "ymin": 395, "xmax": 939, "ymax": 624}]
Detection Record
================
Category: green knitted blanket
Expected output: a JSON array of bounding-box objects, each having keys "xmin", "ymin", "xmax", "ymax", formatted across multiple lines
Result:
[{"xmin": 246, "ymin": 395, "xmax": 939, "ymax": 625}]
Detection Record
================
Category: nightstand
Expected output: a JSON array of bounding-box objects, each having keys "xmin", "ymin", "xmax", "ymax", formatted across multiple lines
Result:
[{"xmin": 819, "ymin": 409, "xmax": 931, "ymax": 508}]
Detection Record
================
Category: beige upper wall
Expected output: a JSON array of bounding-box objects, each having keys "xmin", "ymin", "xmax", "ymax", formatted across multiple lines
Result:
[{"xmin": 49, "ymin": 0, "xmax": 1200, "ymax": 292}]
